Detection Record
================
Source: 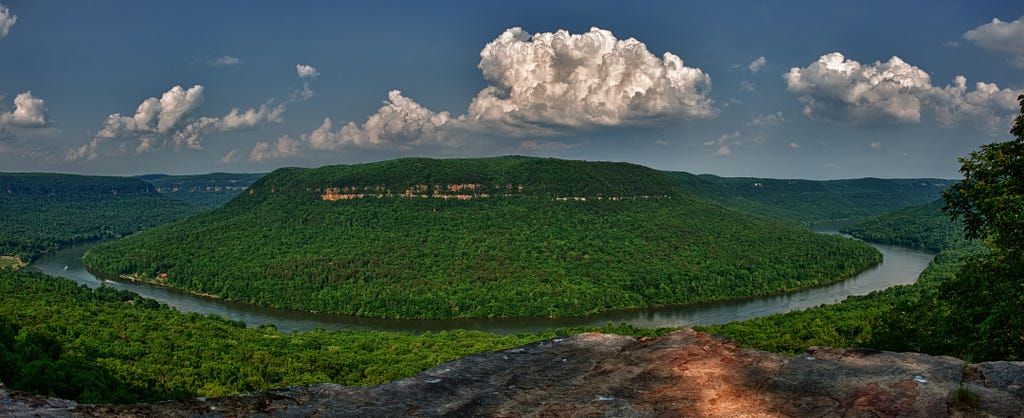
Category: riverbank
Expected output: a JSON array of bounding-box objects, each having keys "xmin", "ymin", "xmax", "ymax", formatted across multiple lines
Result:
[{"xmin": 28, "ymin": 240, "xmax": 933, "ymax": 334}]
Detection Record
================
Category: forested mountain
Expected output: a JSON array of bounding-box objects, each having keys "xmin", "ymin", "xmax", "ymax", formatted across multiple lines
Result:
[
  {"xmin": 840, "ymin": 200, "xmax": 968, "ymax": 252},
  {"xmin": 667, "ymin": 172, "xmax": 955, "ymax": 226},
  {"xmin": 0, "ymin": 173, "xmax": 201, "ymax": 262},
  {"xmin": 136, "ymin": 173, "xmax": 264, "ymax": 208},
  {"xmin": 83, "ymin": 156, "xmax": 880, "ymax": 319}
]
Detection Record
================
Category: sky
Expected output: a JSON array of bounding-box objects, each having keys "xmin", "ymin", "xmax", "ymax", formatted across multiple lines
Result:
[{"xmin": 1, "ymin": 1, "xmax": 1023, "ymax": 179}]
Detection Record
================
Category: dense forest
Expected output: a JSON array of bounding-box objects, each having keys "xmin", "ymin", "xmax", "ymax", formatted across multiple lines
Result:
[
  {"xmin": 667, "ymin": 172, "xmax": 954, "ymax": 226},
  {"xmin": 839, "ymin": 200, "xmax": 967, "ymax": 252},
  {"xmin": 0, "ymin": 173, "xmax": 201, "ymax": 262},
  {"xmin": 0, "ymin": 268, "xmax": 669, "ymax": 404},
  {"xmin": 137, "ymin": 173, "xmax": 264, "ymax": 208},
  {"xmin": 701, "ymin": 95, "xmax": 1024, "ymax": 362},
  {"xmin": 696, "ymin": 203, "xmax": 979, "ymax": 354},
  {"xmin": 83, "ymin": 157, "xmax": 880, "ymax": 319}
]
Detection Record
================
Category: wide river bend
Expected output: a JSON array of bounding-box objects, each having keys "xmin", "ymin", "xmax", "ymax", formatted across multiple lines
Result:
[{"xmin": 28, "ymin": 237, "xmax": 933, "ymax": 335}]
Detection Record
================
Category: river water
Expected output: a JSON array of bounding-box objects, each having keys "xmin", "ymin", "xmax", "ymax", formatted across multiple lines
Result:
[{"xmin": 27, "ymin": 238, "xmax": 933, "ymax": 335}]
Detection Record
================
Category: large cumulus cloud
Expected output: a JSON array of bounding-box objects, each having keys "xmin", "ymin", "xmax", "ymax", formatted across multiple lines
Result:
[
  {"xmin": 300, "ymin": 27, "xmax": 716, "ymax": 155},
  {"xmin": 964, "ymin": 16, "xmax": 1024, "ymax": 68},
  {"xmin": 785, "ymin": 52, "xmax": 1022, "ymax": 132},
  {"xmin": 466, "ymin": 27, "xmax": 715, "ymax": 128}
]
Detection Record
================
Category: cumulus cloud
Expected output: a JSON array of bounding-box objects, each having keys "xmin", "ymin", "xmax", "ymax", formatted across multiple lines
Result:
[
  {"xmin": 0, "ymin": 92, "xmax": 49, "ymax": 127},
  {"xmin": 931, "ymin": 75, "xmax": 1022, "ymax": 132},
  {"xmin": 785, "ymin": 52, "xmax": 1023, "ymax": 132},
  {"xmin": 466, "ymin": 27, "xmax": 715, "ymax": 130},
  {"xmin": 748, "ymin": 56, "xmax": 767, "ymax": 73},
  {"xmin": 785, "ymin": 53, "xmax": 932, "ymax": 124},
  {"xmin": 788, "ymin": 141, "xmax": 801, "ymax": 148},
  {"xmin": 715, "ymin": 145, "xmax": 731, "ymax": 156},
  {"xmin": 870, "ymin": 142, "xmax": 882, "ymax": 149},
  {"xmin": 0, "ymin": 4, "xmax": 15, "ymax": 41},
  {"xmin": 305, "ymin": 90, "xmax": 451, "ymax": 150},
  {"xmin": 69, "ymin": 84, "xmax": 294, "ymax": 160},
  {"xmin": 250, "ymin": 135, "xmax": 301, "ymax": 161},
  {"xmin": 964, "ymin": 16, "xmax": 1024, "ymax": 68},
  {"xmin": 213, "ymin": 56, "xmax": 241, "ymax": 66},
  {"xmin": 296, "ymin": 64, "xmax": 319, "ymax": 79},
  {"xmin": 297, "ymin": 27, "xmax": 716, "ymax": 157}
]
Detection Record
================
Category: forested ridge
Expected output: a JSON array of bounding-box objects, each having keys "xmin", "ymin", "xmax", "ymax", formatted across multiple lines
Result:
[
  {"xmin": 83, "ymin": 156, "xmax": 880, "ymax": 319},
  {"xmin": 137, "ymin": 172, "xmax": 264, "ymax": 208},
  {"xmin": 668, "ymin": 172, "xmax": 955, "ymax": 225},
  {"xmin": 0, "ymin": 173, "xmax": 201, "ymax": 262},
  {"xmin": 839, "ymin": 200, "xmax": 968, "ymax": 252}
]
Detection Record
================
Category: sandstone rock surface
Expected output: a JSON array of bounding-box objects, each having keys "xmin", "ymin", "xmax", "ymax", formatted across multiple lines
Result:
[{"xmin": 5, "ymin": 329, "xmax": 1023, "ymax": 417}]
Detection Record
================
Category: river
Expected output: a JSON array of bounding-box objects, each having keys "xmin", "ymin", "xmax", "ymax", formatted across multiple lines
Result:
[{"xmin": 27, "ymin": 238, "xmax": 933, "ymax": 335}]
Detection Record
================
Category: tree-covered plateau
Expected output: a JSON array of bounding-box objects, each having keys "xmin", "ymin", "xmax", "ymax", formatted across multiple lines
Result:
[
  {"xmin": 0, "ymin": 173, "xmax": 201, "ymax": 262},
  {"xmin": 83, "ymin": 156, "xmax": 881, "ymax": 319}
]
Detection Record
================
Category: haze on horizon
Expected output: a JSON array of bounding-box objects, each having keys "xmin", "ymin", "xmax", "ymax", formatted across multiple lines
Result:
[{"xmin": 1, "ymin": 0, "xmax": 1022, "ymax": 180}]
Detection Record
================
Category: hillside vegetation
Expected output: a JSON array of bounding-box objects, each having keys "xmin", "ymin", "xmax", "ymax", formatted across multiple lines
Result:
[
  {"xmin": 839, "ymin": 200, "xmax": 967, "ymax": 252},
  {"xmin": 697, "ymin": 199, "xmax": 982, "ymax": 355},
  {"xmin": 137, "ymin": 173, "xmax": 264, "ymax": 208},
  {"xmin": 83, "ymin": 156, "xmax": 880, "ymax": 319},
  {"xmin": 668, "ymin": 172, "xmax": 954, "ymax": 226},
  {"xmin": 0, "ymin": 173, "xmax": 201, "ymax": 262}
]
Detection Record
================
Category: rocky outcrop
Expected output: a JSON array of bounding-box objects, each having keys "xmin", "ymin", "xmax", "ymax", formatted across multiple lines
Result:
[{"xmin": 6, "ymin": 329, "xmax": 1023, "ymax": 417}]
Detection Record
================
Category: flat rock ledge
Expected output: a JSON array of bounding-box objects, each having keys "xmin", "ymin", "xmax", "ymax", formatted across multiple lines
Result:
[{"xmin": 4, "ymin": 329, "xmax": 1022, "ymax": 417}]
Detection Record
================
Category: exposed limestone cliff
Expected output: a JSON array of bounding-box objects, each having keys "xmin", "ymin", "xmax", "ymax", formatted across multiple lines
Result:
[{"xmin": 5, "ymin": 330, "xmax": 1023, "ymax": 417}]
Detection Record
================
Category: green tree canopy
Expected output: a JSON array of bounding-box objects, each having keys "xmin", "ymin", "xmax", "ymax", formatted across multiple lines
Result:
[{"xmin": 943, "ymin": 94, "xmax": 1024, "ymax": 254}]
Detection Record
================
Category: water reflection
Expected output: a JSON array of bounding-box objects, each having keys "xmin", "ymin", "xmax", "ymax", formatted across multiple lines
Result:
[{"xmin": 27, "ymin": 239, "xmax": 933, "ymax": 335}]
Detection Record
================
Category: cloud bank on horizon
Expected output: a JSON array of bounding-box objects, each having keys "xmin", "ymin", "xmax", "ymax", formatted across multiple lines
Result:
[{"xmin": 2, "ymin": 1, "xmax": 1023, "ymax": 178}]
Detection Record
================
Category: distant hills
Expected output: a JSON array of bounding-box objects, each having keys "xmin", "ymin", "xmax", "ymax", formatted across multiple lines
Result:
[
  {"xmin": 669, "ymin": 172, "xmax": 955, "ymax": 226},
  {"xmin": 0, "ymin": 173, "xmax": 201, "ymax": 261},
  {"xmin": 83, "ymin": 156, "xmax": 881, "ymax": 319},
  {"xmin": 136, "ymin": 173, "xmax": 264, "ymax": 208}
]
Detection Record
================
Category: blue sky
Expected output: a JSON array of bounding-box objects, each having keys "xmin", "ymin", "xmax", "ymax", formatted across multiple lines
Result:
[{"xmin": 1, "ymin": 0, "xmax": 1022, "ymax": 179}]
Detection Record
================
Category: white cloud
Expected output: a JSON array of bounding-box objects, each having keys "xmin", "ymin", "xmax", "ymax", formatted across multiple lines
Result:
[
  {"xmin": 715, "ymin": 145, "xmax": 731, "ymax": 156},
  {"xmin": 0, "ymin": 92, "xmax": 49, "ymax": 127},
  {"xmin": 788, "ymin": 141, "xmax": 801, "ymax": 148},
  {"xmin": 296, "ymin": 64, "xmax": 319, "ymax": 79},
  {"xmin": 213, "ymin": 56, "xmax": 241, "ymax": 66},
  {"xmin": 964, "ymin": 16, "xmax": 1024, "ymax": 68},
  {"xmin": 870, "ymin": 141, "xmax": 882, "ymax": 149},
  {"xmin": 466, "ymin": 27, "xmax": 715, "ymax": 130},
  {"xmin": 71, "ymin": 84, "xmax": 295, "ymax": 160},
  {"xmin": 250, "ymin": 135, "xmax": 301, "ymax": 161},
  {"xmin": 749, "ymin": 112, "xmax": 786, "ymax": 128},
  {"xmin": 931, "ymin": 75, "xmax": 1022, "ymax": 132},
  {"xmin": 739, "ymin": 81, "xmax": 756, "ymax": 92},
  {"xmin": 305, "ymin": 90, "xmax": 451, "ymax": 150},
  {"xmin": 0, "ymin": 4, "xmax": 15, "ymax": 41},
  {"xmin": 785, "ymin": 52, "xmax": 1023, "ymax": 132},
  {"xmin": 785, "ymin": 53, "xmax": 932, "ymax": 124},
  {"xmin": 748, "ymin": 56, "xmax": 766, "ymax": 73},
  {"xmin": 296, "ymin": 27, "xmax": 716, "ymax": 156},
  {"xmin": 220, "ymin": 149, "xmax": 240, "ymax": 164}
]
